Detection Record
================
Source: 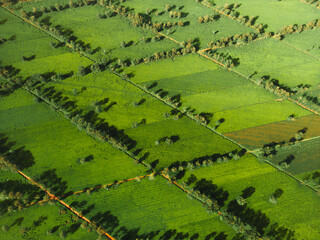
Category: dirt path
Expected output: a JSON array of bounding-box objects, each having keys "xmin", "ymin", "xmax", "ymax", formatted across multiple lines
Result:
[{"xmin": 17, "ymin": 171, "xmax": 116, "ymax": 240}]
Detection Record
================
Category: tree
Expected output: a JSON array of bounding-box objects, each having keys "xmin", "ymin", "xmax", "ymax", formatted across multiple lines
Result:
[{"xmin": 78, "ymin": 66, "xmax": 86, "ymax": 76}]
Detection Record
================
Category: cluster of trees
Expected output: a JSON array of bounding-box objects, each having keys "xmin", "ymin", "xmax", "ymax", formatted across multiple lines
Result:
[
  {"xmin": 304, "ymin": 0, "xmax": 320, "ymax": 7},
  {"xmin": 227, "ymin": 197, "xmax": 295, "ymax": 239},
  {"xmin": 257, "ymin": 75, "xmax": 300, "ymax": 97},
  {"xmin": 276, "ymin": 19, "xmax": 320, "ymax": 37},
  {"xmin": 257, "ymin": 129, "xmax": 306, "ymax": 158},
  {"xmin": 303, "ymin": 171, "xmax": 320, "ymax": 189},
  {"xmin": 152, "ymin": 20, "xmax": 185, "ymax": 31},
  {"xmin": 198, "ymin": 13, "xmax": 221, "ymax": 23},
  {"xmin": 205, "ymin": 50, "xmax": 240, "ymax": 67},
  {"xmin": 268, "ymin": 188, "xmax": 284, "ymax": 204},
  {"xmin": 163, "ymin": 149, "xmax": 245, "ymax": 180},
  {"xmin": 297, "ymin": 92, "xmax": 320, "ymax": 110},
  {"xmin": 0, "ymin": 180, "xmax": 44, "ymax": 214},
  {"xmin": 0, "ymin": 75, "xmax": 24, "ymax": 96},
  {"xmin": 0, "ymin": 134, "xmax": 35, "ymax": 171},
  {"xmin": 207, "ymin": 32, "xmax": 264, "ymax": 48},
  {"xmin": 19, "ymin": 9, "xmax": 96, "ymax": 55},
  {"xmin": 168, "ymin": 10, "xmax": 183, "ymax": 19}
]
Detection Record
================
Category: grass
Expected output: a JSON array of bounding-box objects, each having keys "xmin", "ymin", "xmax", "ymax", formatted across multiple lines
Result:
[
  {"xmin": 0, "ymin": 90, "xmax": 147, "ymax": 192},
  {"xmin": 125, "ymin": 117, "xmax": 240, "ymax": 170},
  {"xmin": 63, "ymin": 177, "xmax": 237, "ymax": 239},
  {"xmin": 284, "ymin": 28, "xmax": 320, "ymax": 58},
  {"xmin": 122, "ymin": 0, "xmax": 254, "ymax": 48},
  {"xmin": 268, "ymin": 137, "xmax": 320, "ymax": 175},
  {"xmin": 0, "ymin": 7, "xmax": 92, "ymax": 77},
  {"xmin": 48, "ymin": 70, "xmax": 173, "ymax": 130},
  {"xmin": 141, "ymin": 69, "xmax": 249, "ymax": 96},
  {"xmin": 0, "ymin": 203, "xmax": 98, "ymax": 240},
  {"xmin": 212, "ymin": 100, "xmax": 311, "ymax": 133},
  {"xmin": 42, "ymin": 5, "xmax": 177, "ymax": 61},
  {"xmin": 179, "ymin": 154, "xmax": 320, "ymax": 240},
  {"xmin": 127, "ymin": 54, "xmax": 221, "ymax": 83},
  {"xmin": 217, "ymin": 38, "xmax": 320, "ymax": 87},
  {"xmin": 214, "ymin": 0, "xmax": 320, "ymax": 32},
  {"xmin": 182, "ymin": 84, "xmax": 276, "ymax": 113},
  {"xmin": 225, "ymin": 114, "xmax": 320, "ymax": 150}
]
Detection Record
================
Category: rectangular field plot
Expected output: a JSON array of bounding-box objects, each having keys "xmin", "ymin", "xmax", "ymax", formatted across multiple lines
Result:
[
  {"xmin": 214, "ymin": 0, "xmax": 320, "ymax": 32},
  {"xmin": 63, "ymin": 177, "xmax": 237, "ymax": 239},
  {"xmin": 179, "ymin": 154, "xmax": 320, "ymax": 240},
  {"xmin": 0, "ymin": 90, "xmax": 147, "ymax": 192},
  {"xmin": 0, "ymin": 8, "xmax": 92, "ymax": 77},
  {"xmin": 127, "ymin": 54, "xmax": 221, "ymax": 83},
  {"xmin": 43, "ymin": 5, "xmax": 177, "ymax": 60},
  {"xmin": 217, "ymin": 38, "xmax": 320, "ymax": 87},
  {"xmin": 182, "ymin": 84, "xmax": 276, "ymax": 113},
  {"xmin": 0, "ymin": 204, "xmax": 98, "ymax": 240},
  {"xmin": 284, "ymin": 28, "xmax": 320, "ymax": 59},
  {"xmin": 125, "ymin": 117, "xmax": 240, "ymax": 169},
  {"xmin": 141, "ymin": 68, "xmax": 250, "ymax": 96},
  {"xmin": 268, "ymin": 137, "xmax": 320, "ymax": 175},
  {"xmin": 213, "ymin": 100, "xmax": 311, "ymax": 133},
  {"xmin": 225, "ymin": 114, "xmax": 320, "ymax": 149},
  {"xmin": 0, "ymin": 8, "xmax": 66, "ymax": 64},
  {"xmin": 48, "ymin": 71, "xmax": 173, "ymax": 130},
  {"xmin": 123, "ymin": 0, "xmax": 254, "ymax": 48}
]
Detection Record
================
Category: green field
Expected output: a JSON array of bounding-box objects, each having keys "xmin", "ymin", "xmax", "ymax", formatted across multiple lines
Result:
[
  {"xmin": 0, "ymin": 90, "xmax": 147, "ymax": 192},
  {"xmin": 284, "ymin": 28, "xmax": 320, "ymax": 58},
  {"xmin": 179, "ymin": 154, "xmax": 320, "ymax": 240},
  {"xmin": 1, "ymin": 0, "xmax": 320, "ymax": 239},
  {"xmin": 63, "ymin": 177, "xmax": 237, "ymax": 239},
  {"xmin": 216, "ymin": 38, "xmax": 320, "ymax": 87},
  {"xmin": 214, "ymin": 0, "xmax": 320, "ymax": 32}
]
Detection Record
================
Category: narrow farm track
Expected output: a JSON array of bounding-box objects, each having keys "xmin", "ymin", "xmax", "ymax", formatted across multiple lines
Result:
[{"xmin": 17, "ymin": 171, "xmax": 116, "ymax": 240}]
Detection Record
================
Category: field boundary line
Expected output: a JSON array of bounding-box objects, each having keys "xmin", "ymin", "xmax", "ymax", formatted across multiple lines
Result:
[
  {"xmin": 16, "ymin": 171, "xmax": 116, "ymax": 240},
  {"xmin": 288, "ymin": 98, "xmax": 320, "ymax": 115},
  {"xmin": 72, "ymin": 174, "xmax": 152, "ymax": 196},
  {"xmin": 300, "ymin": 0, "xmax": 320, "ymax": 9},
  {"xmin": 280, "ymin": 40, "xmax": 320, "ymax": 61},
  {"xmin": 27, "ymin": 173, "xmax": 153, "ymax": 206},
  {"xmin": 199, "ymin": 2, "xmax": 258, "ymax": 32}
]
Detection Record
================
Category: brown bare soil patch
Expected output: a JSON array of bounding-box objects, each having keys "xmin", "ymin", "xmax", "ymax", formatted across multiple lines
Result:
[{"xmin": 225, "ymin": 114, "xmax": 320, "ymax": 149}]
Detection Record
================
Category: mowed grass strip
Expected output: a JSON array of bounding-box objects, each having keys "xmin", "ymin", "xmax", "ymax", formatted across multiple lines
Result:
[
  {"xmin": 63, "ymin": 177, "xmax": 236, "ymax": 239},
  {"xmin": 217, "ymin": 38, "xmax": 320, "ymax": 87},
  {"xmin": 179, "ymin": 154, "xmax": 320, "ymax": 240},
  {"xmin": 0, "ymin": 90, "xmax": 147, "ymax": 192}
]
